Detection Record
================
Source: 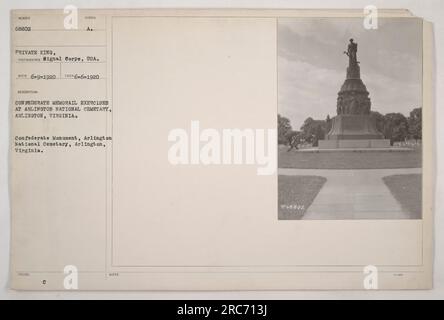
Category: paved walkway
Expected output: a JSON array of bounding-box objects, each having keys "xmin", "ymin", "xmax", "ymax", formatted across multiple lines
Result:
[{"xmin": 278, "ymin": 168, "xmax": 422, "ymax": 220}]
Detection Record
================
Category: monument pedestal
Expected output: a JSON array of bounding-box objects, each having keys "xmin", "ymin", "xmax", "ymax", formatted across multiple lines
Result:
[
  {"xmin": 319, "ymin": 114, "xmax": 390, "ymax": 149},
  {"xmin": 325, "ymin": 114, "xmax": 383, "ymax": 140}
]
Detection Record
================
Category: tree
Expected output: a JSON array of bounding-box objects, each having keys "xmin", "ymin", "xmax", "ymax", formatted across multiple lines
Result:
[
  {"xmin": 325, "ymin": 114, "xmax": 332, "ymax": 133},
  {"xmin": 286, "ymin": 130, "xmax": 301, "ymax": 141},
  {"xmin": 286, "ymin": 130, "xmax": 303, "ymax": 150},
  {"xmin": 383, "ymin": 113, "xmax": 409, "ymax": 145},
  {"xmin": 300, "ymin": 117, "xmax": 326, "ymax": 147},
  {"xmin": 370, "ymin": 111, "xmax": 385, "ymax": 134},
  {"xmin": 408, "ymin": 107, "xmax": 422, "ymax": 141},
  {"xmin": 278, "ymin": 114, "xmax": 292, "ymax": 145},
  {"xmin": 313, "ymin": 124, "xmax": 325, "ymax": 147}
]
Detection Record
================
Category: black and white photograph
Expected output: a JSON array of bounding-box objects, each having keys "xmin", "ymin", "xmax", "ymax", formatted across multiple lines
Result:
[{"xmin": 278, "ymin": 18, "xmax": 423, "ymax": 220}]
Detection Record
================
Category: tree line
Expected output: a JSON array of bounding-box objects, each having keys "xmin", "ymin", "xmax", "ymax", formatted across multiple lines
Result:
[{"xmin": 278, "ymin": 107, "xmax": 422, "ymax": 147}]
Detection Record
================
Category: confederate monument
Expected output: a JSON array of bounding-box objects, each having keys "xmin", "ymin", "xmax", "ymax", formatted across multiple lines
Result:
[{"xmin": 319, "ymin": 39, "xmax": 390, "ymax": 149}]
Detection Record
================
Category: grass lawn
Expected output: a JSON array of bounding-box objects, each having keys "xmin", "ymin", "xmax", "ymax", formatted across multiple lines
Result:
[
  {"xmin": 383, "ymin": 174, "xmax": 422, "ymax": 219},
  {"xmin": 278, "ymin": 146, "xmax": 422, "ymax": 169},
  {"xmin": 278, "ymin": 175, "xmax": 327, "ymax": 220}
]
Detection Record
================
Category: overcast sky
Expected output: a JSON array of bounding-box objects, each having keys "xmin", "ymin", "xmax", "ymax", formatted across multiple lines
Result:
[{"xmin": 278, "ymin": 18, "xmax": 422, "ymax": 130}]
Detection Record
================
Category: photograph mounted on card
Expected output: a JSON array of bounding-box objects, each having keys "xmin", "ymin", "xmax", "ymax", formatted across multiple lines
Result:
[{"xmin": 9, "ymin": 8, "xmax": 433, "ymax": 290}]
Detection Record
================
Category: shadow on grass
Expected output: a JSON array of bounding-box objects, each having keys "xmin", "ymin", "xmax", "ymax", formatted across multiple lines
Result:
[
  {"xmin": 278, "ymin": 175, "xmax": 327, "ymax": 220},
  {"xmin": 383, "ymin": 174, "xmax": 422, "ymax": 219}
]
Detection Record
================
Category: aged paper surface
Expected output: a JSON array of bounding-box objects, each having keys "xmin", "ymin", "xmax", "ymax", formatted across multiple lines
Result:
[{"xmin": 9, "ymin": 9, "xmax": 433, "ymax": 290}]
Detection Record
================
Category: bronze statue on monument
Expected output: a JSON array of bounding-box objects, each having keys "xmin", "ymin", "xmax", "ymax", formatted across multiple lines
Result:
[{"xmin": 343, "ymin": 38, "xmax": 359, "ymax": 65}]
